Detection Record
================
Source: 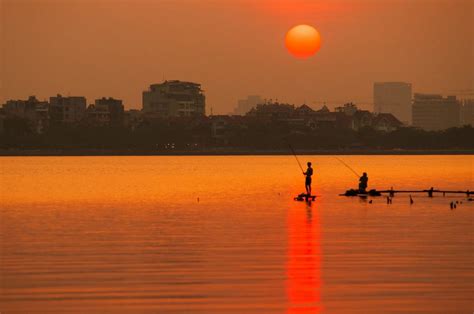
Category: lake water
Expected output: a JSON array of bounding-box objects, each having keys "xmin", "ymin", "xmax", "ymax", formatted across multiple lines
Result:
[{"xmin": 0, "ymin": 155, "xmax": 473, "ymax": 313}]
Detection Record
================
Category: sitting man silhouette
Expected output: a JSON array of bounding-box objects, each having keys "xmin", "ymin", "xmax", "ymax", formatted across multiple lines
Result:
[{"xmin": 359, "ymin": 172, "xmax": 368, "ymax": 193}]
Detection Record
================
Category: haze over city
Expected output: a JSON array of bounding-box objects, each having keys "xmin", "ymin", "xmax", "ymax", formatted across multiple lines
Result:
[{"xmin": 2, "ymin": 0, "xmax": 473, "ymax": 113}]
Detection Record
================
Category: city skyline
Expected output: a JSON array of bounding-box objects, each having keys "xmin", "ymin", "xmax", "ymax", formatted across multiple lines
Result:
[
  {"xmin": 2, "ymin": 0, "xmax": 473, "ymax": 114},
  {"xmin": 3, "ymin": 82, "xmax": 472, "ymax": 135},
  {"xmin": 3, "ymin": 79, "xmax": 473, "ymax": 115}
]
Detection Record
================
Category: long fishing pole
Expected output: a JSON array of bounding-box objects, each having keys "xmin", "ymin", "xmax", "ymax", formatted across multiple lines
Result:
[
  {"xmin": 333, "ymin": 156, "xmax": 360, "ymax": 178},
  {"xmin": 288, "ymin": 144, "xmax": 304, "ymax": 174}
]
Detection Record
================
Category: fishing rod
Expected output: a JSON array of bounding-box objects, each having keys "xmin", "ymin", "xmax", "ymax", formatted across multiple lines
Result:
[
  {"xmin": 288, "ymin": 144, "xmax": 304, "ymax": 174},
  {"xmin": 333, "ymin": 156, "xmax": 360, "ymax": 178},
  {"xmin": 288, "ymin": 142, "xmax": 359, "ymax": 179}
]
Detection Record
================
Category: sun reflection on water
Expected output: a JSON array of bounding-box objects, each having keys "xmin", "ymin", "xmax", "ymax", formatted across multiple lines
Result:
[{"xmin": 287, "ymin": 201, "xmax": 322, "ymax": 313}]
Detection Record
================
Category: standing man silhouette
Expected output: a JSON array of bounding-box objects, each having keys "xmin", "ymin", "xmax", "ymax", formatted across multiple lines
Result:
[{"xmin": 303, "ymin": 162, "xmax": 313, "ymax": 196}]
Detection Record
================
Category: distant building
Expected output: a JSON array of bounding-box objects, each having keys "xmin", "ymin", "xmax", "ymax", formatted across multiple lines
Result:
[
  {"xmin": 412, "ymin": 94, "xmax": 461, "ymax": 130},
  {"xmin": 461, "ymin": 99, "xmax": 474, "ymax": 126},
  {"xmin": 310, "ymin": 107, "xmax": 351, "ymax": 130},
  {"xmin": 335, "ymin": 103, "xmax": 358, "ymax": 116},
  {"xmin": 246, "ymin": 102, "xmax": 295, "ymax": 120},
  {"xmin": 374, "ymin": 82, "xmax": 412, "ymax": 124},
  {"xmin": 210, "ymin": 115, "xmax": 246, "ymax": 145},
  {"xmin": 124, "ymin": 109, "xmax": 143, "ymax": 131},
  {"xmin": 4, "ymin": 96, "xmax": 43, "ymax": 119},
  {"xmin": 244, "ymin": 102, "xmax": 400, "ymax": 131},
  {"xmin": 352, "ymin": 110, "xmax": 402, "ymax": 132},
  {"xmin": 351, "ymin": 110, "xmax": 373, "ymax": 130},
  {"xmin": 94, "ymin": 97, "xmax": 124, "ymax": 125},
  {"xmin": 0, "ymin": 108, "xmax": 5, "ymax": 134},
  {"xmin": 233, "ymin": 95, "xmax": 263, "ymax": 115},
  {"xmin": 142, "ymin": 80, "xmax": 205, "ymax": 117},
  {"xmin": 372, "ymin": 113, "xmax": 403, "ymax": 132},
  {"xmin": 3, "ymin": 96, "xmax": 49, "ymax": 133},
  {"xmin": 34, "ymin": 102, "xmax": 49, "ymax": 133},
  {"xmin": 50, "ymin": 94, "xmax": 86, "ymax": 124},
  {"xmin": 86, "ymin": 104, "xmax": 111, "ymax": 126},
  {"xmin": 294, "ymin": 104, "xmax": 315, "ymax": 117}
]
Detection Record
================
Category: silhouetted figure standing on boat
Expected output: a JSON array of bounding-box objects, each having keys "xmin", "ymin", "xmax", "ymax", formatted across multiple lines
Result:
[
  {"xmin": 303, "ymin": 162, "xmax": 313, "ymax": 196},
  {"xmin": 359, "ymin": 172, "xmax": 368, "ymax": 193}
]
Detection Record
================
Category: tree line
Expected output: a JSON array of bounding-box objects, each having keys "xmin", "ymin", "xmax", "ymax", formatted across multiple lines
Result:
[{"xmin": 1, "ymin": 117, "xmax": 473, "ymax": 151}]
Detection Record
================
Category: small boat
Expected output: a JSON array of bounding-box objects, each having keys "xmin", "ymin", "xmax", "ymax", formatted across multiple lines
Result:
[
  {"xmin": 341, "ymin": 189, "xmax": 382, "ymax": 197},
  {"xmin": 294, "ymin": 193, "xmax": 316, "ymax": 202}
]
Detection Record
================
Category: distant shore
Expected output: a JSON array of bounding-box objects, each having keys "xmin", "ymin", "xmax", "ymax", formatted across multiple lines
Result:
[{"xmin": 1, "ymin": 148, "xmax": 473, "ymax": 156}]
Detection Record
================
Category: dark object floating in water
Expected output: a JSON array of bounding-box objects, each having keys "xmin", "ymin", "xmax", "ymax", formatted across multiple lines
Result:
[
  {"xmin": 342, "ymin": 189, "xmax": 382, "ymax": 197},
  {"xmin": 379, "ymin": 188, "xmax": 472, "ymax": 197},
  {"xmin": 294, "ymin": 193, "xmax": 316, "ymax": 202},
  {"xmin": 341, "ymin": 188, "xmax": 472, "ymax": 197}
]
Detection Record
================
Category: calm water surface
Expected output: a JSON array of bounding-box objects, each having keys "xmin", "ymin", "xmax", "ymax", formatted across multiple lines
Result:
[{"xmin": 1, "ymin": 156, "xmax": 473, "ymax": 313}]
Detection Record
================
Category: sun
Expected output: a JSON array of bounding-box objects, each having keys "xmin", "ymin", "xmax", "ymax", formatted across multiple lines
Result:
[{"xmin": 285, "ymin": 24, "xmax": 321, "ymax": 58}]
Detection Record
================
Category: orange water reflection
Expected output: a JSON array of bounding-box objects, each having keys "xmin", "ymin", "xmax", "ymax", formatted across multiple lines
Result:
[
  {"xmin": 1, "ymin": 156, "xmax": 472, "ymax": 313},
  {"xmin": 287, "ymin": 201, "xmax": 322, "ymax": 313}
]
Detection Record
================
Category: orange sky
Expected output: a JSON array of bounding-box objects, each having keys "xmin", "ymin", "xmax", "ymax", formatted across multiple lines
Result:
[{"xmin": 1, "ymin": 0, "xmax": 473, "ymax": 113}]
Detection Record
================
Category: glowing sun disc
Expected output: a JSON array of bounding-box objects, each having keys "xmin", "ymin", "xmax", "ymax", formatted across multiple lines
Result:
[{"xmin": 285, "ymin": 24, "xmax": 321, "ymax": 58}]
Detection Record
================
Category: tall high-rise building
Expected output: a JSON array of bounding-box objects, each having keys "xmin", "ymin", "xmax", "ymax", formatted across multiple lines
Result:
[
  {"xmin": 233, "ymin": 95, "xmax": 263, "ymax": 115},
  {"xmin": 412, "ymin": 94, "xmax": 461, "ymax": 130},
  {"xmin": 142, "ymin": 80, "xmax": 205, "ymax": 117},
  {"xmin": 374, "ymin": 82, "xmax": 412, "ymax": 124},
  {"xmin": 461, "ymin": 99, "xmax": 474, "ymax": 126}
]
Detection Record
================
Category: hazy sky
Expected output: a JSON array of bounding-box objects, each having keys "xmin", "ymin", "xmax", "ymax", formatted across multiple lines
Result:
[{"xmin": 1, "ymin": 0, "xmax": 473, "ymax": 113}]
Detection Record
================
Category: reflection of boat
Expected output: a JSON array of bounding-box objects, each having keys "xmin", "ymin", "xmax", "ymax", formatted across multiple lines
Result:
[
  {"xmin": 341, "ymin": 189, "xmax": 382, "ymax": 197},
  {"xmin": 294, "ymin": 193, "xmax": 316, "ymax": 202}
]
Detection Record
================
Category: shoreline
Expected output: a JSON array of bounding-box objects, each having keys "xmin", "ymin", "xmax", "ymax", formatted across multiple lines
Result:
[{"xmin": 1, "ymin": 148, "xmax": 473, "ymax": 156}]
